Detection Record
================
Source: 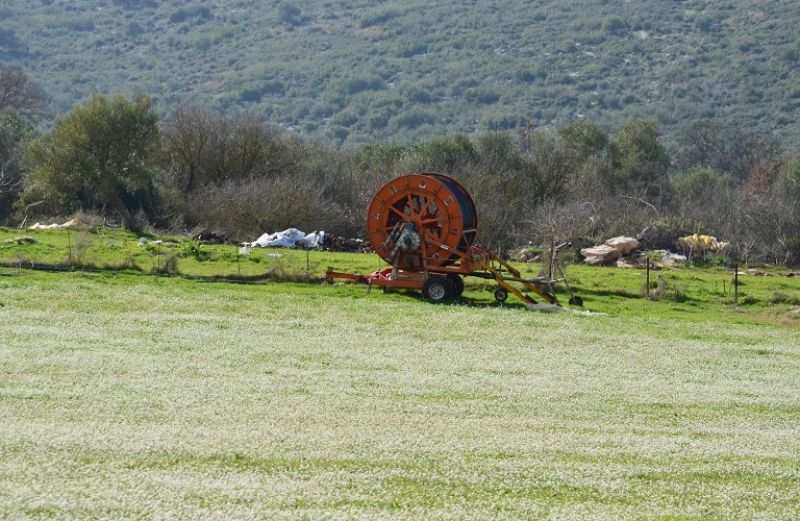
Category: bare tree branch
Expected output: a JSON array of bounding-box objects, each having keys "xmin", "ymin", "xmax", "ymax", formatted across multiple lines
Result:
[
  {"xmin": 0, "ymin": 62, "xmax": 47, "ymax": 118},
  {"xmin": 620, "ymin": 195, "xmax": 659, "ymax": 219}
]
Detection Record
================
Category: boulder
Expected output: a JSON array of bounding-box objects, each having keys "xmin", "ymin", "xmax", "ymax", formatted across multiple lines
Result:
[
  {"xmin": 647, "ymin": 250, "xmax": 687, "ymax": 267},
  {"xmin": 616, "ymin": 259, "xmax": 639, "ymax": 269},
  {"xmin": 604, "ymin": 236, "xmax": 639, "ymax": 255},
  {"xmin": 581, "ymin": 244, "xmax": 620, "ymax": 265}
]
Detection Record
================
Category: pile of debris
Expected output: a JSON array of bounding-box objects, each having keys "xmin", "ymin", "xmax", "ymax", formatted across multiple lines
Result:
[
  {"xmin": 508, "ymin": 246, "xmax": 541, "ymax": 263},
  {"xmin": 191, "ymin": 229, "xmax": 228, "ymax": 244},
  {"xmin": 28, "ymin": 218, "xmax": 79, "ymax": 230},
  {"xmin": 239, "ymin": 227, "xmax": 373, "ymax": 253},
  {"xmin": 323, "ymin": 235, "xmax": 372, "ymax": 253},
  {"xmin": 246, "ymin": 228, "xmax": 325, "ymax": 249},
  {"xmin": 581, "ymin": 236, "xmax": 688, "ymax": 268}
]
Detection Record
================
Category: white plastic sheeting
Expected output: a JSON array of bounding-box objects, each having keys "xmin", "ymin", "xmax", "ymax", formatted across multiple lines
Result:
[
  {"xmin": 247, "ymin": 228, "xmax": 325, "ymax": 249},
  {"xmin": 28, "ymin": 218, "xmax": 79, "ymax": 230}
]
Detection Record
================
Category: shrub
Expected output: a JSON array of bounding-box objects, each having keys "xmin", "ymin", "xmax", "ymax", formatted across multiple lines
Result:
[
  {"xmin": 650, "ymin": 276, "xmax": 688, "ymax": 302},
  {"xmin": 181, "ymin": 242, "xmax": 209, "ymax": 261},
  {"xmin": 464, "ymin": 88, "xmax": 500, "ymax": 105},
  {"xmin": 170, "ymin": 6, "xmax": 211, "ymax": 24},
  {"xmin": 338, "ymin": 75, "xmax": 385, "ymax": 96},
  {"xmin": 766, "ymin": 292, "xmax": 800, "ymax": 306},
  {"xmin": 359, "ymin": 9, "xmax": 401, "ymax": 28},
  {"xmin": 739, "ymin": 294, "xmax": 759, "ymax": 305},
  {"xmin": 153, "ymin": 254, "xmax": 178, "ymax": 274},
  {"xmin": 183, "ymin": 176, "xmax": 344, "ymax": 240},
  {"xmin": 604, "ymin": 17, "xmax": 627, "ymax": 36},
  {"xmin": 277, "ymin": 2, "xmax": 302, "ymax": 25},
  {"xmin": 390, "ymin": 110, "xmax": 436, "ymax": 130}
]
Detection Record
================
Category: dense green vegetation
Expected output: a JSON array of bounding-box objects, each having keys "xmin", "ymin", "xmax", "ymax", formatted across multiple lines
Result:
[
  {"xmin": 1, "ymin": 265, "xmax": 798, "ymax": 518},
  {"xmin": 2, "ymin": 0, "xmax": 800, "ymax": 145},
  {"xmin": 3, "ymin": 89, "xmax": 799, "ymax": 265}
]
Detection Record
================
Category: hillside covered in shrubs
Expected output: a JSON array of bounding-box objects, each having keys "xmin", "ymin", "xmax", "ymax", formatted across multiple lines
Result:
[{"xmin": 1, "ymin": 0, "xmax": 800, "ymax": 145}]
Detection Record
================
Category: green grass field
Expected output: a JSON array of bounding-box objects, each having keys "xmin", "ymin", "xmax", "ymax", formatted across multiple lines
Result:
[{"xmin": 2, "ymin": 227, "xmax": 800, "ymax": 519}]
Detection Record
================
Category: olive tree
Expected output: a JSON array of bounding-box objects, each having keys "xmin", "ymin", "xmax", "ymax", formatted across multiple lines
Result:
[
  {"xmin": 24, "ymin": 94, "xmax": 159, "ymax": 229},
  {"xmin": 0, "ymin": 109, "xmax": 35, "ymax": 220},
  {"xmin": 0, "ymin": 63, "xmax": 46, "ymax": 118}
]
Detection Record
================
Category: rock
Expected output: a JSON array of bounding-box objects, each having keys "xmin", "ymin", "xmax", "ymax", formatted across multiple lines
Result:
[
  {"xmin": 649, "ymin": 250, "xmax": 687, "ymax": 267},
  {"xmin": 604, "ymin": 236, "xmax": 639, "ymax": 255},
  {"xmin": 616, "ymin": 257, "xmax": 661, "ymax": 270},
  {"xmin": 789, "ymin": 308, "xmax": 800, "ymax": 315},
  {"xmin": 581, "ymin": 244, "xmax": 620, "ymax": 265},
  {"xmin": 746, "ymin": 268, "xmax": 769, "ymax": 276},
  {"xmin": 13, "ymin": 236, "xmax": 38, "ymax": 245},
  {"xmin": 138, "ymin": 237, "xmax": 148, "ymax": 246},
  {"xmin": 787, "ymin": 272, "xmax": 799, "ymax": 278},
  {"xmin": 616, "ymin": 259, "xmax": 639, "ymax": 269}
]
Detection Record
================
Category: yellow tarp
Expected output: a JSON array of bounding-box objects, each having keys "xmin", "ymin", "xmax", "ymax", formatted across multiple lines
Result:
[{"xmin": 677, "ymin": 234, "xmax": 728, "ymax": 252}]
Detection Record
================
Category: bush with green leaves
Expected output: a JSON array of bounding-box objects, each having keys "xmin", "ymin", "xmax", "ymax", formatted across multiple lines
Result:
[{"xmin": 22, "ymin": 94, "xmax": 159, "ymax": 230}]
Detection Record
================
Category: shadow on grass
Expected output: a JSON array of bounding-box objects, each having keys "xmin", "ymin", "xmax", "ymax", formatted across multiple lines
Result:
[{"xmin": 0, "ymin": 260, "xmax": 326, "ymax": 285}]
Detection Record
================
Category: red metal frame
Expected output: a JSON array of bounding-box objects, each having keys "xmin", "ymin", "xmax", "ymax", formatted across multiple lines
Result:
[{"xmin": 328, "ymin": 173, "xmax": 559, "ymax": 307}]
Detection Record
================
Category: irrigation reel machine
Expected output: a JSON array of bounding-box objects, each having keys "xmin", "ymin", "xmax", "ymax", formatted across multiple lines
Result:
[{"xmin": 326, "ymin": 173, "xmax": 581, "ymax": 310}]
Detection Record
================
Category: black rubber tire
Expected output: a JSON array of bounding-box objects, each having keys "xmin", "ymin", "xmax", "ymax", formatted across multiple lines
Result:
[
  {"xmin": 494, "ymin": 287, "xmax": 509, "ymax": 303},
  {"xmin": 423, "ymin": 276, "xmax": 454, "ymax": 303},
  {"xmin": 447, "ymin": 274, "xmax": 464, "ymax": 298},
  {"xmin": 568, "ymin": 295, "xmax": 584, "ymax": 307},
  {"xmin": 425, "ymin": 173, "xmax": 478, "ymax": 262}
]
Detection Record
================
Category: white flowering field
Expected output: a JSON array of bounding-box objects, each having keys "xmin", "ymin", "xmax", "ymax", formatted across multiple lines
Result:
[{"xmin": 1, "ymin": 270, "xmax": 799, "ymax": 520}]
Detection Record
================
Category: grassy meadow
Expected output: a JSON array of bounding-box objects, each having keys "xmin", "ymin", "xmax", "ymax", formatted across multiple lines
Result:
[{"xmin": 1, "ymin": 227, "xmax": 800, "ymax": 519}]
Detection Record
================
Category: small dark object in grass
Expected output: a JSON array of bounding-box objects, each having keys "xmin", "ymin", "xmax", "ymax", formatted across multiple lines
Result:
[
  {"xmin": 324, "ymin": 234, "xmax": 372, "ymax": 253},
  {"xmin": 191, "ymin": 228, "xmax": 228, "ymax": 244},
  {"xmin": 739, "ymin": 294, "xmax": 758, "ymax": 305},
  {"xmin": 9, "ymin": 236, "xmax": 37, "ymax": 245}
]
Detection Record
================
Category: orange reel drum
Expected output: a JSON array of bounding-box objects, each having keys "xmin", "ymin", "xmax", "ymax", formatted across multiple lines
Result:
[{"xmin": 367, "ymin": 173, "xmax": 477, "ymax": 270}]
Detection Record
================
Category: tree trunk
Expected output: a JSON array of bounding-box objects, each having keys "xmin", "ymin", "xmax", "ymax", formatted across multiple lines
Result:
[{"xmin": 104, "ymin": 189, "xmax": 136, "ymax": 231}]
